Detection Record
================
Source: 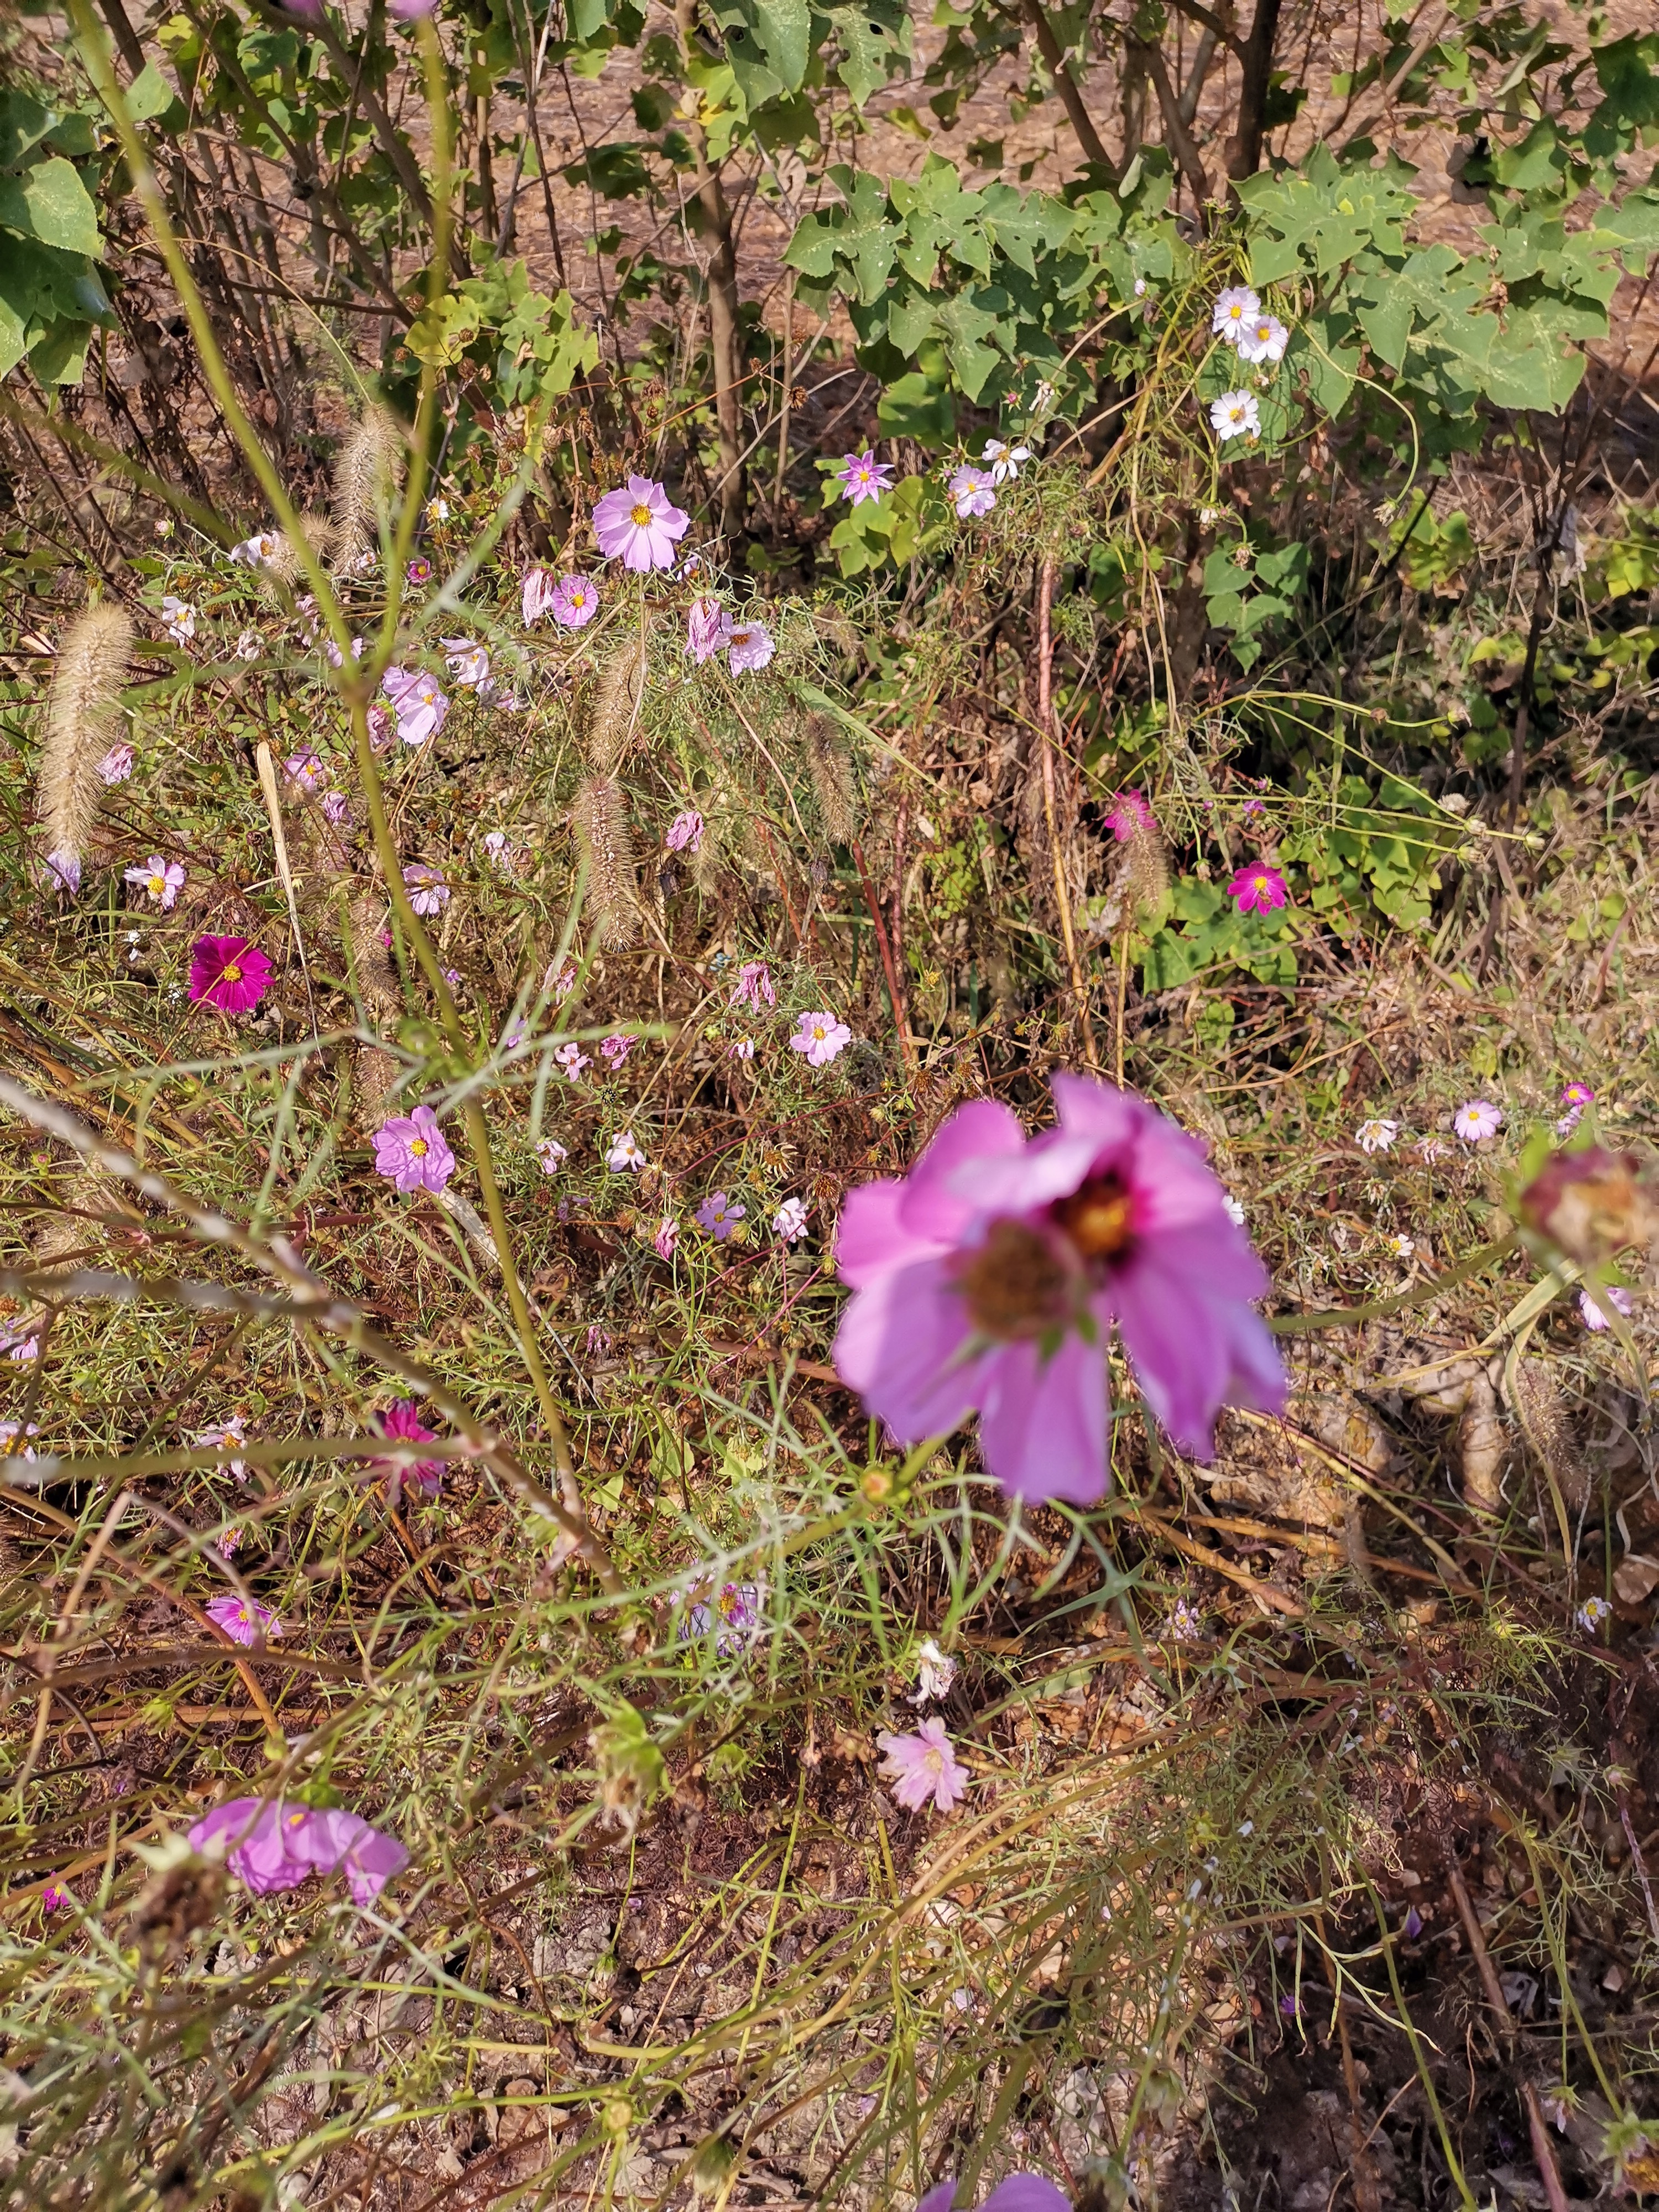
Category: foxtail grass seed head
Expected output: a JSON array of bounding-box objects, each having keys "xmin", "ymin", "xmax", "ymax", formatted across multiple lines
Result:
[
  {"xmin": 331, "ymin": 404, "xmax": 405, "ymax": 562},
  {"xmin": 38, "ymin": 602, "xmax": 133, "ymax": 894},
  {"xmin": 586, "ymin": 634, "xmax": 647, "ymax": 773},
  {"xmin": 804, "ymin": 711, "xmax": 858, "ymax": 843},
  {"xmin": 572, "ymin": 776, "xmax": 640, "ymax": 947},
  {"xmin": 268, "ymin": 512, "xmax": 335, "ymax": 585}
]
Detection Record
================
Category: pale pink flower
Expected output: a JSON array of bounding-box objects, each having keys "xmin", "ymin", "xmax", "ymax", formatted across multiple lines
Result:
[
  {"xmin": 126, "ymin": 855, "xmax": 185, "ymax": 909},
  {"xmin": 161, "ymin": 594, "xmax": 196, "ymax": 644},
  {"xmin": 654, "ymin": 1217, "xmax": 679, "ymax": 1260},
  {"xmin": 835, "ymin": 450, "xmax": 895, "ymax": 505},
  {"xmin": 535, "ymin": 1137, "xmax": 568, "ymax": 1174},
  {"xmin": 666, "ymin": 809, "xmax": 703, "ymax": 853},
  {"xmin": 402, "ymin": 863, "xmax": 450, "ymax": 917},
  {"xmin": 732, "ymin": 960, "xmax": 775, "ymax": 1009},
  {"xmin": 98, "ymin": 743, "xmax": 134, "ymax": 784},
  {"xmin": 382, "ymin": 666, "xmax": 448, "ymax": 747},
  {"xmin": 916, "ymin": 2176, "xmax": 1070, "ymax": 2212},
  {"xmin": 686, "ymin": 596, "xmax": 727, "ymax": 664},
  {"xmin": 696, "ymin": 1191, "xmax": 745, "ymax": 1240},
  {"xmin": 600, "ymin": 1033, "xmax": 633, "ymax": 1068},
  {"xmin": 521, "ymin": 567, "xmax": 557, "ymax": 624},
  {"xmin": 482, "ymin": 829, "xmax": 515, "ymax": 869},
  {"xmin": 205, "ymin": 1592, "xmax": 281, "ymax": 1646},
  {"xmin": 217, "ymin": 1526, "xmax": 242, "ymax": 1559},
  {"xmin": 555, "ymin": 1041, "xmax": 589, "ymax": 1081},
  {"xmin": 606, "ymin": 1129, "xmax": 647, "ymax": 1171},
  {"xmin": 877, "ymin": 1718, "xmax": 969, "ymax": 1812},
  {"xmin": 832, "ymin": 1075, "xmax": 1285, "ymax": 1503},
  {"xmin": 790, "ymin": 1010, "xmax": 851, "ymax": 1067},
  {"xmin": 774, "ymin": 1196, "xmax": 809, "ymax": 1243},
  {"xmin": 1453, "ymin": 1099, "xmax": 1502, "ymax": 1142},
  {"xmin": 908, "ymin": 1638, "xmax": 957, "ymax": 1703},
  {"xmin": 196, "ymin": 1415, "xmax": 248, "ymax": 1477},
  {"xmin": 285, "ymin": 749, "xmax": 327, "ymax": 792},
  {"xmin": 948, "ymin": 465, "xmax": 997, "ymax": 519},
  {"xmin": 592, "ymin": 474, "xmax": 689, "ymax": 571},
  {"xmin": 1580, "ymin": 1285, "xmax": 1634, "ymax": 1333},
  {"xmin": 373, "ymin": 1105, "xmax": 455, "ymax": 1193},
  {"xmin": 44, "ymin": 849, "xmax": 81, "ymax": 895},
  {"xmin": 442, "ymin": 637, "xmax": 490, "ymax": 689},
  {"xmin": 548, "ymin": 958, "xmax": 578, "ymax": 1000},
  {"xmin": 187, "ymin": 1797, "xmax": 409, "ymax": 1906},
  {"xmin": 1238, "ymin": 311, "xmax": 1290, "ymax": 365},
  {"xmin": 1355, "ymin": 1118, "xmax": 1398, "ymax": 1156},
  {"xmin": 729, "ymin": 1036, "xmax": 755, "ymax": 1061},
  {"xmin": 1211, "ymin": 284, "xmax": 1260, "ymax": 341},
  {"xmin": 726, "ymin": 618, "xmax": 775, "ymax": 674}
]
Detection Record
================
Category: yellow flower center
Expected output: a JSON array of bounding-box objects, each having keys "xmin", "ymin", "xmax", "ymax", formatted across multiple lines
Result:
[
  {"xmin": 409, "ymin": 1138, "xmax": 428, "ymax": 1157},
  {"xmin": 221, "ymin": 963, "xmax": 242, "ymax": 983},
  {"xmin": 1051, "ymin": 1171, "xmax": 1136, "ymax": 1260},
  {"xmin": 630, "ymin": 502, "xmax": 653, "ymax": 528},
  {"xmin": 148, "ymin": 876, "xmax": 164, "ymax": 895}
]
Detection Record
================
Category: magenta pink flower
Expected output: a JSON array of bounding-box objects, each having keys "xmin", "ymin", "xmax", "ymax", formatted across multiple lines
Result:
[
  {"xmin": 205, "ymin": 1592, "xmax": 281, "ymax": 1646},
  {"xmin": 189, "ymin": 935, "xmax": 272, "ymax": 1015},
  {"xmin": 372, "ymin": 1400, "xmax": 445, "ymax": 1500},
  {"xmin": 686, "ymin": 596, "xmax": 727, "ymax": 664},
  {"xmin": 187, "ymin": 1797, "xmax": 409, "ymax": 1906},
  {"xmin": 732, "ymin": 959, "xmax": 775, "ymax": 1009},
  {"xmin": 41, "ymin": 1882, "xmax": 69, "ymax": 1912},
  {"xmin": 373, "ymin": 1105, "xmax": 455, "ymax": 1193},
  {"xmin": 1103, "ymin": 789, "xmax": 1154, "ymax": 842},
  {"xmin": 405, "ymin": 556, "xmax": 432, "ymax": 585},
  {"xmin": 600, "ymin": 1033, "xmax": 633, "ymax": 1068},
  {"xmin": 877, "ymin": 1718, "xmax": 969, "ymax": 1813},
  {"xmin": 835, "ymin": 450, "xmax": 895, "ymax": 506},
  {"xmin": 1228, "ymin": 862, "xmax": 1288, "ymax": 915},
  {"xmin": 832, "ymin": 1076, "xmax": 1284, "ymax": 1503},
  {"xmin": 592, "ymin": 474, "xmax": 690, "ymax": 571},
  {"xmin": 666, "ymin": 809, "xmax": 703, "ymax": 853}
]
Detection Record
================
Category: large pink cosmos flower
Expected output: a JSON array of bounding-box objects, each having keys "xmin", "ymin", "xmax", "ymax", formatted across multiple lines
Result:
[
  {"xmin": 373, "ymin": 1105, "xmax": 456, "ymax": 1193},
  {"xmin": 189, "ymin": 935, "xmax": 272, "ymax": 1015},
  {"xmin": 187, "ymin": 1797, "xmax": 409, "ymax": 1907},
  {"xmin": 832, "ymin": 1075, "xmax": 1284, "ymax": 1503},
  {"xmin": 205, "ymin": 1593, "xmax": 281, "ymax": 1646},
  {"xmin": 372, "ymin": 1400, "xmax": 445, "ymax": 1501},
  {"xmin": 592, "ymin": 474, "xmax": 690, "ymax": 571}
]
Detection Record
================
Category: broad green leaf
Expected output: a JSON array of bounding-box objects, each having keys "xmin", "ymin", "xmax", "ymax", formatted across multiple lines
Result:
[
  {"xmin": 875, "ymin": 368, "xmax": 954, "ymax": 445},
  {"xmin": 934, "ymin": 289, "xmax": 1004, "ymax": 399},
  {"xmin": 126, "ymin": 62, "xmax": 182, "ymax": 126},
  {"xmin": 28, "ymin": 314, "xmax": 88, "ymax": 385},
  {"xmin": 0, "ymin": 155, "xmax": 101, "ymax": 259},
  {"xmin": 0, "ymin": 88, "xmax": 55, "ymax": 168},
  {"xmin": 0, "ymin": 286, "xmax": 26, "ymax": 380}
]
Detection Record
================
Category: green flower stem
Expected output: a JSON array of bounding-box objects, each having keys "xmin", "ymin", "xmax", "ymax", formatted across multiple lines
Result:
[{"xmin": 1270, "ymin": 1231, "xmax": 1518, "ymax": 1334}]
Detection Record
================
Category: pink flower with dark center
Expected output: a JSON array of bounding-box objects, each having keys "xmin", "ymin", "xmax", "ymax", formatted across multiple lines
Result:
[
  {"xmin": 832, "ymin": 1075, "xmax": 1285, "ymax": 1503},
  {"xmin": 1103, "ymin": 790, "xmax": 1154, "ymax": 842},
  {"xmin": 189, "ymin": 935, "xmax": 272, "ymax": 1015},
  {"xmin": 592, "ymin": 474, "xmax": 690, "ymax": 572},
  {"xmin": 551, "ymin": 575, "xmax": 599, "ymax": 627},
  {"xmin": 697, "ymin": 1191, "xmax": 745, "ymax": 1241},
  {"xmin": 877, "ymin": 1718, "xmax": 969, "ymax": 1813},
  {"xmin": 666, "ymin": 810, "xmax": 703, "ymax": 853},
  {"xmin": 732, "ymin": 960, "xmax": 775, "ymax": 1009},
  {"xmin": 372, "ymin": 1400, "xmax": 445, "ymax": 1500},
  {"xmin": 373, "ymin": 1105, "xmax": 455, "ymax": 1193},
  {"xmin": 126, "ymin": 855, "xmax": 185, "ymax": 909},
  {"xmin": 98, "ymin": 743, "xmax": 135, "ymax": 784},
  {"xmin": 686, "ymin": 596, "xmax": 727, "ymax": 664},
  {"xmin": 654, "ymin": 1217, "xmax": 678, "ymax": 1261},
  {"xmin": 187, "ymin": 1797, "xmax": 409, "ymax": 1907},
  {"xmin": 205, "ymin": 1592, "xmax": 281, "ymax": 1646},
  {"xmin": 836, "ymin": 450, "xmax": 895, "ymax": 506},
  {"xmin": 790, "ymin": 1010, "xmax": 851, "ymax": 1067},
  {"xmin": 1228, "ymin": 862, "xmax": 1288, "ymax": 915},
  {"xmin": 726, "ymin": 619, "xmax": 775, "ymax": 674}
]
